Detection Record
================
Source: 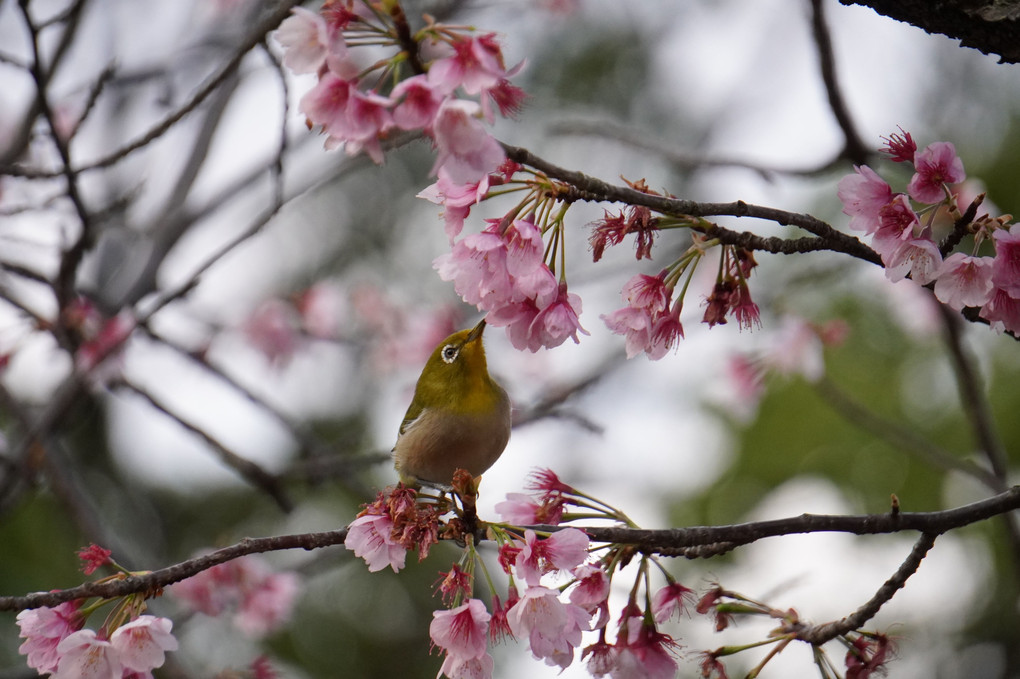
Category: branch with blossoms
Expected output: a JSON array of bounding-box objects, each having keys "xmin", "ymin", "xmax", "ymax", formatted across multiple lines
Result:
[{"xmin": 5, "ymin": 472, "xmax": 1018, "ymax": 677}]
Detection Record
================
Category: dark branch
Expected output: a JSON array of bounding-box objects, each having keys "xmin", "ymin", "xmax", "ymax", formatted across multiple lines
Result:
[
  {"xmin": 3, "ymin": 487, "xmax": 1016, "ymax": 613},
  {"xmin": 798, "ymin": 532, "xmax": 937, "ymax": 644}
]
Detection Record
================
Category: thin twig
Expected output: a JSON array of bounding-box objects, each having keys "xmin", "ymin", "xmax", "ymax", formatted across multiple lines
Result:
[
  {"xmin": 797, "ymin": 532, "xmax": 937, "ymax": 644},
  {"xmin": 808, "ymin": 0, "xmax": 869, "ymax": 165},
  {"xmin": 113, "ymin": 378, "xmax": 294, "ymax": 512}
]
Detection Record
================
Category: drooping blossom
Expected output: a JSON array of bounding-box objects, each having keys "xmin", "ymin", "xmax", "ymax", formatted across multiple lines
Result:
[
  {"xmin": 934, "ymin": 253, "xmax": 994, "ymax": 310},
  {"xmin": 16, "ymin": 601, "xmax": 83, "ymax": 674},
  {"xmin": 275, "ymin": 7, "xmax": 331, "ymax": 74},
  {"xmin": 344, "ymin": 512, "xmax": 408, "ymax": 573},
  {"xmin": 53, "ymin": 629, "xmax": 122, "ymax": 679},
  {"xmin": 514, "ymin": 528, "xmax": 590, "ymax": 586},
  {"xmin": 430, "ymin": 99, "xmax": 506, "ymax": 184},
  {"xmin": 651, "ymin": 582, "xmax": 695, "ymax": 624},
  {"xmin": 436, "ymin": 564, "xmax": 473, "ymax": 605},
  {"xmin": 991, "ymin": 224, "xmax": 1020, "ymax": 297},
  {"xmin": 582, "ymin": 637, "xmax": 618, "ymax": 677},
  {"xmin": 428, "ymin": 34, "xmax": 516, "ymax": 97},
  {"xmin": 439, "ymin": 652, "xmax": 495, "ymax": 679},
  {"xmin": 980, "ymin": 286, "xmax": 1020, "ymax": 334},
  {"xmin": 507, "ymin": 586, "xmax": 590, "ymax": 669},
  {"xmin": 870, "ymin": 194, "xmax": 920, "ymax": 259},
  {"xmin": 390, "ymin": 74, "xmax": 445, "ymax": 131},
  {"xmin": 568, "ymin": 564, "xmax": 611, "ymax": 626},
  {"xmin": 430, "ymin": 599, "xmax": 491, "ymax": 661},
  {"xmin": 837, "ymin": 165, "xmax": 893, "ymax": 234},
  {"xmin": 613, "ymin": 623, "xmax": 679, "ymax": 679},
  {"xmin": 602, "ymin": 272, "xmax": 683, "ymax": 359},
  {"xmin": 109, "ymin": 616, "xmax": 178, "ymax": 673},
  {"xmin": 528, "ymin": 281, "xmax": 588, "ymax": 349},
  {"xmin": 300, "ymin": 72, "xmax": 353, "ymax": 136},
  {"xmin": 907, "ymin": 141, "xmax": 965, "ymax": 204}
]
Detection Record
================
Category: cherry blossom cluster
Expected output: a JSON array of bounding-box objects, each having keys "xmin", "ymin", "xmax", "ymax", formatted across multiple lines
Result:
[
  {"xmin": 344, "ymin": 469, "xmax": 703, "ymax": 678},
  {"xmin": 275, "ymin": 0, "xmax": 524, "ymax": 168},
  {"xmin": 15, "ymin": 545, "xmax": 178, "ymax": 679},
  {"xmin": 598, "ymin": 220, "xmax": 762, "ymax": 359},
  {"xmin": 838, "ymin": 129, "xmax": 1020, "ymax": 332}
]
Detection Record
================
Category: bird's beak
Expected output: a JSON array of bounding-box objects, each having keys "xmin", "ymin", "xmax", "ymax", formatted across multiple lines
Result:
[{"xmin": 466, "ymin": 318, "xmax": 487, "ymax": 343}]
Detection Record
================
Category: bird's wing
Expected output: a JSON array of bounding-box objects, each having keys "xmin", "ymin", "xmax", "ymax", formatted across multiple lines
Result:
[{"xmin": 397, "ymin": 401, "xmax": 425, "ymax": 438}]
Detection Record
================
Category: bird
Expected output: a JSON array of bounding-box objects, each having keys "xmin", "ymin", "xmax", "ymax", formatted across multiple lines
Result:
[{"xmin": 393, "ymin": 318, "xmax": 511, "ymax": 491}]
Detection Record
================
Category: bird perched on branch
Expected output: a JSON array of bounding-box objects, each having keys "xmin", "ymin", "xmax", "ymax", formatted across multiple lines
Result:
[{"xmin": 393, "ymin": 319, "xmax": 511, "ymax": 490}]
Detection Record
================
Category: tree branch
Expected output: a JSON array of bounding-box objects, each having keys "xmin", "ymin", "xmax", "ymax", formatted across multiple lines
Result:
[{"xmin": 3, "ymin": 486, "xmax": 1016, "ymax": 612}]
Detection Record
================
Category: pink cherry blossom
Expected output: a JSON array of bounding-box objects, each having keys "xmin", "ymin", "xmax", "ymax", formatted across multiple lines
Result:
[
  {"xmin": 110, "ymin": 616, "xmax": 178, "ymax": 673},
  {"xmin": 299, "ymin": 72, "xmax": 353, "ymax": 136},
  {"xmin": 344, "ymin": 512, "xmax": 407, "ymax": 573},
  {"xmin": 390, "ymin": 75, "xmax": 445, "ymax": 130},
  {"xmin": 992, "ymin": 225, "xmax": 1020, "ymax": 297},
  {"xmin": 651, "ymin": 582, "xmax": 695, "ymax": 624},
  {"xmin": 434, "ymin": 227, "xmax": 512, "ymax": 309},
  {"xmin": 529, "ymin": 282, "xmax": 588, "ymax": 350},
  {"xmin": 602, "ymin": 306, "xmax": 653, "ymax": 359},
  {"xmin": 275, "ymin": 7, "xmax": 330, "ymax": 74},
  {"xmin": 980, "ymin": 286, "xmax": 1020, "ymax": 334},
  {"xmin": 337, "ymin": 88, "xmax": 394, "ymax": 163},
  {"xmin": 54, "ymin": 629, "xmax": 123, "ymax": 679},
  {"xmin": 430, "ymin": 99, "xmax": 506, "ymax": 184},
  {"xmin": 439, "ymin": 651, "xmax": 494, "ymax": 679},
  {"xmin": 622, "ymin": 273, "xmax": 670, "ymax": 314},
  {"xmin": 837, "ymin": 165, "xmax": 893, "ymax": 234},
  {"xmin": 934, "ymin": 253, "xmax": 994, "ymax": 310},
  {"xmin": 907, "ymin": 141, "xmax": 965, "ymax": 204},
  {"xmin": 613, "ymin": 624, "xmax": 678, "ymax": 679},
  {"xmin": 870, "ymin": 194, "xmax": 920, "ymax": 259},
  {"xmin": 418, "ymin": 168, "xmax": 491, "ymax": 242},
  {"xmin": 496, "ymin": 493, "xmax": 545, "ymax": 524},
  {"xmin": 568, "ymin": 564, "xmax": 610, "ymax": 621},
  {"xmin": 429, "ymin": 34, "xmax": 509, "ymax": 96},
  {"xmin": 582, "ymin": 638, "xmax": 618, "ymax": 676},
  {"xmin": 883, "ymin": 237, "xmax": 943, "ymax": 285},
  {"xmin": 502, "ymin": 218, "xmax": 545, "ymax": 279},
  {"xmin": 16, "ymin": 601, "xmax": 83, "ymax": 673},
  {"xmin": 515, "ymin": 528, "xmax": 590, "ymax": 585},
  {"xmin": 646, "ymin": 302, "xmax": 684, "ymax": 359},
  {"xmin": 242, "ymin": 299, "xmax": 301, "ymax": 367},
  {"xmin": 430, "ymin": 599, "xmax": 491, "ymax": 661},
  {"xmin": 234, "ymin": 571, "xmax": 301, "ymax": 637},
  {"xmin": 507, "ymin": 586, "xmax": 590, "ymax": 669},
  {"xmin": 487, "ymin": 299, "xmax": 543, "ymax": 351}
]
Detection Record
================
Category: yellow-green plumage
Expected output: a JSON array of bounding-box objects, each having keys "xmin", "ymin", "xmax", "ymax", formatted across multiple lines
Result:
[{"xmin": 393, "ymin": 320, "xmax": 511, "ymax": 489}]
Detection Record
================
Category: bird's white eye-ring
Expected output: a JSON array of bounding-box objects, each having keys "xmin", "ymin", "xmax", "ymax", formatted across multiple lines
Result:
[{"xmin": 441, "ymin": 344, "xmax": 459, "ymax": 363}]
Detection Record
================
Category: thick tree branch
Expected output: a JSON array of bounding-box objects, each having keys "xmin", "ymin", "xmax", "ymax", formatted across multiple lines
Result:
[{"xmin": 840, "ymin": 0, "xmax": 1020, "ymax": 64}]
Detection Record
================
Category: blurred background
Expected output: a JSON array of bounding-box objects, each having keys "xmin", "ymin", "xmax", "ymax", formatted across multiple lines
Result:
[{"xmin": 1, "ymin": 0, "xmax": 1019, "ymax": 677}]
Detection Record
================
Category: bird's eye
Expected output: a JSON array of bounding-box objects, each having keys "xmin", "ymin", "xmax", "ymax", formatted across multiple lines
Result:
[{"xmin": 441, "ymin": 344, "xmax": 459, "ymax": 364}]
